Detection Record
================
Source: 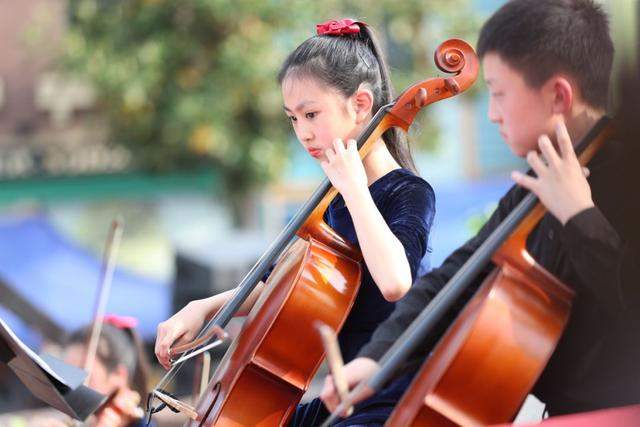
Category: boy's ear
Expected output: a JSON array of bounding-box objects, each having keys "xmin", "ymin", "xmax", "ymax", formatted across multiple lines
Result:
[
  {"xmin": 550, "ymin": 76, "xmax": 574, "ymax": 114},
  {"xmin": 352, "ymin": 85, "xmax": 375, "ymax": 124}
]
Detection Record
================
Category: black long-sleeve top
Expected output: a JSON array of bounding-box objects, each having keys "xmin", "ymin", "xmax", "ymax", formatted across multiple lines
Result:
[
  {"xmin": 327, "ymin": 168, "xmax": 435, "ymax": 363},
  {"xmin": 358, "ymin": 138, "xmax": 640, "ymax": 415}
]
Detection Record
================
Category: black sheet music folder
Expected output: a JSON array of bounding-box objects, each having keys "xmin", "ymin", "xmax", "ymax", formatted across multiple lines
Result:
[{"xmin": 0, "ymin": 317, "xmax": 107, "ymax": 421}]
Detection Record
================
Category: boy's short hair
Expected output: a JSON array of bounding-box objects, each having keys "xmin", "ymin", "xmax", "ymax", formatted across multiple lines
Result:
[{"xmin": 477, "ymin": 0, "xmax": 614, "ymax": 109}]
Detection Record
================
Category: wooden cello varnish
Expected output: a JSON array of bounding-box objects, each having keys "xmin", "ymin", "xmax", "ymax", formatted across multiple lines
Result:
[{"xmin": 190, "ymin": 207, "xmax": 363, "ymax": 426}]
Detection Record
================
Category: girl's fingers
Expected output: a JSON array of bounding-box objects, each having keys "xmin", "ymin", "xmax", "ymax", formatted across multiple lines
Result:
[
  {"xmin": 333, "ymin": 138, "xmax": 346, "ymax": 154},
  {"xmin": 156, "ymin": 338, "xmax": 171, "ymax": 367},
  {"xmin": 325, "ymin": 147, "xmax": 336, "ymax": 163},
  {"xmin": 320, "ymin": 161, "xmax": 332, "ymax": 178},
  {"xmin": 154, "ymin": 325, "xmax": 168, "ymax": 365},
  {"xmin": 156, "ymin": 327, "xmax": 182, "ymax": 368},
  {"xmin": 346, "ymin": 139, "xmax": 360, "ymax": 161},
  {"xmin": 173, "ymin": 329, "xmax": 194, "ymax": 347}
]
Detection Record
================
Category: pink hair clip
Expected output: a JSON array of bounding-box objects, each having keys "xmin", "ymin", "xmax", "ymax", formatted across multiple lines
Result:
[{"xmin": 103, "ymin": 313, "xmax": 139, "ymax": 329}]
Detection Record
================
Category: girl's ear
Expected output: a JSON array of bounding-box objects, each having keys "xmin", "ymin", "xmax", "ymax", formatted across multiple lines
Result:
[{"xmin": 351, "ymin": 84, "xmax": 375, "ymax": 124}]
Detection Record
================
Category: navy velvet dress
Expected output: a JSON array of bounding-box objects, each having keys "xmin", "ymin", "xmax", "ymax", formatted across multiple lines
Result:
[{"xmin": 289, "ymin": 168, "xmax": 435, "ymax": 427}]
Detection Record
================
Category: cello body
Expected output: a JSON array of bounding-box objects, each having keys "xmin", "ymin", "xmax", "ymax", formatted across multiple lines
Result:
[
  {"xmin": 386, "ymin": 248, "xmax": 573, "ymax": 426},
  {"xmin": 190, "ymin": 235, "xmax": 361, "ymax": 426}
]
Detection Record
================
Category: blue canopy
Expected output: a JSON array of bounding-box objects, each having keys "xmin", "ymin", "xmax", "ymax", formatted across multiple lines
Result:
[
  {"xmin": 0, "ymin": 177, "xmax": 513, "ymax": 350},
  {"xmin": 429, "ymin": 177, "xmax": 512, "ymax": 267},
  {"xmin": 0, "ymin": 216, "xmax": 169, "ymax": 345}
]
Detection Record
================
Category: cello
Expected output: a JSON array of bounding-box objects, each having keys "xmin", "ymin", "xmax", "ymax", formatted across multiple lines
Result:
[
  {"xmin": 324, "ymin": 118, "xmax": 613, "ymax": 426},
  {"xmin": 146, "ymin": 38, "xmax": 479, "ymax": 426},
  {"xmin": 385, "ymin": 118, "xmax": 613, "ymax": 427}
]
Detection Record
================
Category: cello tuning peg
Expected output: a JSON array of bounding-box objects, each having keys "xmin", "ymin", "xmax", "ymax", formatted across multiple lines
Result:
[
  {"xmin": 444, "ymin": 77, "xmax": 460, "ymax": 95},
  {"xmin": 413, "ymin": 88, "xmax": 428, "ymax": 108}
]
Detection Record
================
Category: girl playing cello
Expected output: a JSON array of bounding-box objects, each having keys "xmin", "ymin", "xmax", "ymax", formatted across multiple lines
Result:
[{"xmin": 154, "ymin": 18, "xmax": 436, "ymax": 425}]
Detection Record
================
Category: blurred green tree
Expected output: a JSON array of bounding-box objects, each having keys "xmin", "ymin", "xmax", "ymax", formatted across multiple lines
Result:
[{"xmin": 63, "ymin": 0, "xmax": 479, "ymax": 225}]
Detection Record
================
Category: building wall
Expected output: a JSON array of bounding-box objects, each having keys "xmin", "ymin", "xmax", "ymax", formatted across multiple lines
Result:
[{"xmin": 0, "ymin": 0, "xmax": 66, "ymax": 134}]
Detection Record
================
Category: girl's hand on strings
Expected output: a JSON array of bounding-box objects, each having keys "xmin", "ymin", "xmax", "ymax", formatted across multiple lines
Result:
[{"xmin": 321, "ymin": 138, "xmax": 368, "ymax": 201}]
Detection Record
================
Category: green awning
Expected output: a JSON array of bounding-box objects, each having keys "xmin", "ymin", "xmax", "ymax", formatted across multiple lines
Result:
[{"xmin": 0, "ymin": 169, "xmax": 218, "ymax": 205}]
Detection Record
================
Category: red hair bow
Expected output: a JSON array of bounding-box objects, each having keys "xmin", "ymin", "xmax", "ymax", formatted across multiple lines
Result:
[
  {"xmin": 104, "ymin": 313, "xmax": 138, "ymax": 329},
  {"xmin": 316, "ymin": 19, "xmax": 361, "ymax": 36}
]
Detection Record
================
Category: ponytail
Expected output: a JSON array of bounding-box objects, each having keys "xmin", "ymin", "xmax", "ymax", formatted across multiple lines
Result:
[{"xmin": 358, "ymin": 23, "xmax": 416, "ymax": 172}]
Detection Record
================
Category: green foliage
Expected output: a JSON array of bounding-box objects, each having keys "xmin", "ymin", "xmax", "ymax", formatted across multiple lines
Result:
[
  {"xmin": 63, "ymin": 0, "xmax": 480, "ymax": 202},
  {"xmin": 64, "ymin": 0, "xmax": 297, "ymax": 202}
]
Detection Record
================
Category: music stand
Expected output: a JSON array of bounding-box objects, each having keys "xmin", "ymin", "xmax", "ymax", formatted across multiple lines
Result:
[{"xmin": 0, "ymin": 317, "xmax": 106, "ymax": 421}]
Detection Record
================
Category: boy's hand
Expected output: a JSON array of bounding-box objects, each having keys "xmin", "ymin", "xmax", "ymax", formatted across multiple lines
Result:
[{"xmin": 511, "ymin": 120, "xmax": 594, "ymax": 225}]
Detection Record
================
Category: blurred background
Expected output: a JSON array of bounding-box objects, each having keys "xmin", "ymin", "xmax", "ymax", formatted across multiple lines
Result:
[{"xmin": 0, "ymin": 0, "xmax": 632, "ymax": 425}]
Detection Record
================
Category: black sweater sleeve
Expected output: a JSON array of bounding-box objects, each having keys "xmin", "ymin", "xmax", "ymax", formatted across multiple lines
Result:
[{"xmin": 561, "ymin": 206, "xmax": 640, "ymax": 321}]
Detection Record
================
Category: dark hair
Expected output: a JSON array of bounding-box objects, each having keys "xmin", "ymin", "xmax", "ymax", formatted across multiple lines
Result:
[
  {"xmin": 67, "ymin": 323, "xmax": 150, "ymax": 398},
  {"xmin": 477, "ymin": 0, "xmax": 614, "ymax": 109},
  {"xmin": 278, "ymin": 21, "xmax": 417, "ymax": 172}
]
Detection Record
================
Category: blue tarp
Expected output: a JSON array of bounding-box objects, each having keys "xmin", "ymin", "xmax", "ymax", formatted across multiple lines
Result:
[
  {"xmin": 0, "ymin": 216, "xmax": 169, "ymax": 346},
  {"xmin": 428, "ymin": 177, "xmax": 512, "ymax": 267},
  {"xmin": 0, "ymin": 177, "xmax": 513, "ymax": 350}
]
